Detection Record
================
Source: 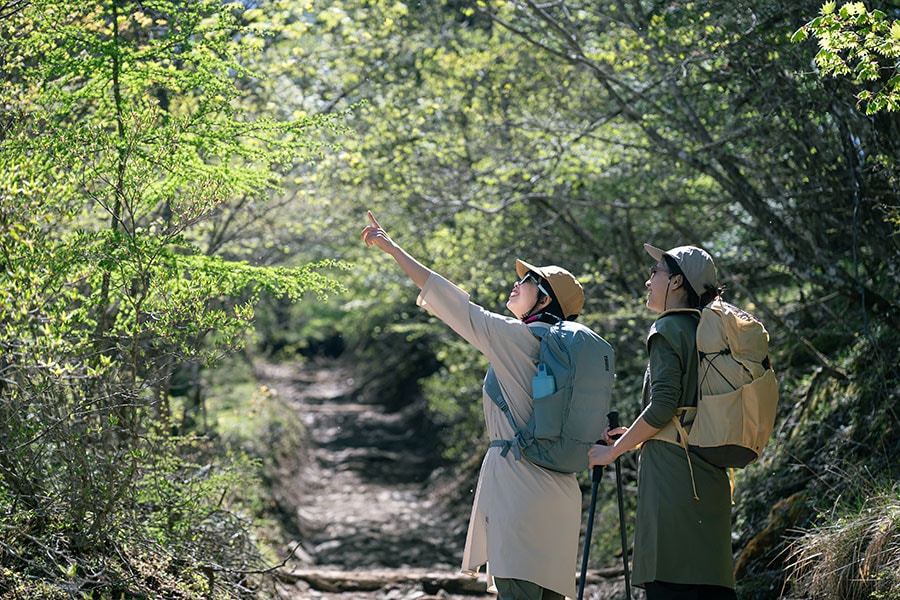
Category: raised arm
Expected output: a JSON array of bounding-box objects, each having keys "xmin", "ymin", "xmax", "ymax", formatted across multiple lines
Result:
[{"xmin": 361, "ymin": 210, "xmax": 433, "ymax": 290}]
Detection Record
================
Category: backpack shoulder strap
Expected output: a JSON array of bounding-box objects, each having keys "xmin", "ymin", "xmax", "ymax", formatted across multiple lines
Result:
[
  {"xmin": 485, "ymin": 321, "xmax": 555, "ymax": 461},
  {"xmin": 652, "ymin": 408, "xmax": 700, "ymax": 500},
  {"xmin": 484, "ymin": 367, "xmax": 525, "ymax": 460}
]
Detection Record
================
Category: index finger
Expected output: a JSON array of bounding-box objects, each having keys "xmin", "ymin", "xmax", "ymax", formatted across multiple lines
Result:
[{"xmin": 367, "ymin": 210, "xmax": 380, "ymax": 229}]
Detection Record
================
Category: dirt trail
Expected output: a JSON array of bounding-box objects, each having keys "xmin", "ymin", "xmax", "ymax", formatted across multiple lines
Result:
[{"xmin": 255, "ymin": 359, "xmax": 628, "ymax": 600}]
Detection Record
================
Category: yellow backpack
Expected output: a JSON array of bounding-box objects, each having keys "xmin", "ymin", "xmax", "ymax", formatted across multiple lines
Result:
[{"xmin": 653, "ymin": 298, "xmax": 778, "ymax": 486}]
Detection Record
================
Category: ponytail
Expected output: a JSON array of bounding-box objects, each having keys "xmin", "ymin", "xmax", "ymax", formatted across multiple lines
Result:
[{"xmin": 663, "ymin": 255, "xmax": 722, "ymax": 308}]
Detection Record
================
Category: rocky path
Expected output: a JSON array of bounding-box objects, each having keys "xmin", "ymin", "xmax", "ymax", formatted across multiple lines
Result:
[{"xmin": 255, "ymin": 359, "xmax": 630, "ymax": 600}]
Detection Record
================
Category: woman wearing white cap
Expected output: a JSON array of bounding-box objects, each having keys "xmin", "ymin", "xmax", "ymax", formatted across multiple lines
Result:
[
  {"xmin": 588, "ymin": 244, "xmax": 736, "ymax": 600},
  {"xmin": 362, "ymin": 211, "xmax": 584, "ymax": 600}
]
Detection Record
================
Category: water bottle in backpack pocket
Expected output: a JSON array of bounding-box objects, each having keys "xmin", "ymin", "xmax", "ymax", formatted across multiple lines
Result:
[
  {"xmin": 532, "ymin": 363, "xmax": 563, "ymax": 439},
  {"xmin": 532, "ymin": 363, "xmax": 556, "ymax": 399}
]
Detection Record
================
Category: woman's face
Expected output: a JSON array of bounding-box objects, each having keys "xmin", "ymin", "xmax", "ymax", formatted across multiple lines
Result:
[
  {"xmin": 645, "ymin": 261, "xmax": 672, "ymax": 313},
  {"xmin": 507, "ymin": 273, "xmax": 544, "ymax": 319}
]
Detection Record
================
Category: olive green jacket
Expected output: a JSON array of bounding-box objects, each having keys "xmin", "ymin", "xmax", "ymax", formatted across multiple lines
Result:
[{"xmin": 632, "ymin": 310, "xmax": 735, "ymax": 589}]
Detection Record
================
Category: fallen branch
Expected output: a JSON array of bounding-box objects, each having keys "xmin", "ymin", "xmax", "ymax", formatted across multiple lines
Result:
[{"xmin": 277, "ymin": 566, "xmax": 624, "ymax": 594}]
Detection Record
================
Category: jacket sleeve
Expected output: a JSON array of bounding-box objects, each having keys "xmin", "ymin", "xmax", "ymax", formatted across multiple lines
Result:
[
  {"xmin": 416, "ymin": 273, "xmax": 541, "ymax": 428},
  {"xmin": 642, "ymin": 314, "xmax": 698, "ymax": 429},
  {"xmin": 416, "ymin": 272, "xmax": 534, "ymax": 361}
]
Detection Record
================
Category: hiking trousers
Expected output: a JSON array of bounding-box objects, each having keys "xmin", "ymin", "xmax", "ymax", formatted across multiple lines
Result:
[
  {"xmin": 644, "ymin": 581, "xmax": 738, "ymax": 600},
  {"xmin": 495, "ymin": 577, "xmax": 565, "ymax": 600}
]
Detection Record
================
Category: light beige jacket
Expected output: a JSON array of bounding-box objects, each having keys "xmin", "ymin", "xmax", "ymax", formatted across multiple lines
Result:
[{"xmin": 417, "ymin": 274, "xmax": 581, "ymax": 598}]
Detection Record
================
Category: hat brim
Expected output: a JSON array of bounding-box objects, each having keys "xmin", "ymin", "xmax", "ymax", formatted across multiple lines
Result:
[
  {"xmin": 644, "ymin": 243, "xmax": 667, "ymax": 262},
  {"xmin": 515, "ymin": 258, "xmax": 542, "ymax": 279},
  {"xmin": 514, "ymin": 258, "xmax": 584, "ymax": 319}
]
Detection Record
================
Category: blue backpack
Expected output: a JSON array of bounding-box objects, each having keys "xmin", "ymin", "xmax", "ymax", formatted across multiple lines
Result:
[{"xmin": 485, "ymin": 320, "xmax": 615, "ymax": 473}]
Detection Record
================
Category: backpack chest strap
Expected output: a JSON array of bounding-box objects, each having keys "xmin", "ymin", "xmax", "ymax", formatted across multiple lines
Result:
[{"xmin": 489, "ymin": 438, "xmax": 522, "ymax": 460}]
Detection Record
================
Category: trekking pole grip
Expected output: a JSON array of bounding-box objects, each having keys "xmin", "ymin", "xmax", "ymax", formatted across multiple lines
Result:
[
  {"xmin": 591, "ymin": 411, "xmax": 618, "ymax": 483},
  {"xmin": 590, "ymin": 454, "xmax": 603, "ymax": 482},
  {"xmin": 592, "ymin": 411, "xmax": 621, "ymax": 483},
  {"xmin": 607, "ymin": 411, "xmax": 621, "ymax": 435},
  {"xmin": 607, "ymin": 410, "xmax": 632, "ymax": 599}
]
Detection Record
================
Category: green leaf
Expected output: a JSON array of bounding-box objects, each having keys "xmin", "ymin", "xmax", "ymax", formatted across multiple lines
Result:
[{"xmin": 792, "ymin": 28, "xmax": 810, "ymax": 44}]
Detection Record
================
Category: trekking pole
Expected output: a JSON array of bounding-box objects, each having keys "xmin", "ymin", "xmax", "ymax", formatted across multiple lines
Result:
[
  {"xmin": 577, "ymin": 432, "xmax": 608, "ymax": 600},
  {"xmin": 608, "ymin": 411, "xmax": 633, "ymax": 600}
]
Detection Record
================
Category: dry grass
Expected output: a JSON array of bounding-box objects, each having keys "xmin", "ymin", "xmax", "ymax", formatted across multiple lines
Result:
[{"xmin": 786, "ymin": 491, "xmax": 900, "ymax": 599}]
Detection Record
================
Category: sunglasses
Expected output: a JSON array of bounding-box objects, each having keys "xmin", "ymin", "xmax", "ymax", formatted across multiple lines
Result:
[
  {"xmin": 649, "ymin": 266, "xmax": 670, "ymax": 277},
  {"xmin": 516, "ymin": 273, "xmax": 552, "ymax": 298}
]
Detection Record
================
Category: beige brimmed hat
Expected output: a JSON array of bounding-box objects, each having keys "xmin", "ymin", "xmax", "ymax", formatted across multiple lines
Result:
[
  {"xmin": 644, "ymin": 243, "xmax": 718, "ymax": 295},
  {"xmin": 515, "ymin": 259, "xmax": 584, "ymax": 319}
]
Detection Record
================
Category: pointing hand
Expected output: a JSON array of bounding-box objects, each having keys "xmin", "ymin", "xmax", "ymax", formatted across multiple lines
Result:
[{"xmin": 361, "ymin": 210, "xmax": 397, "ymax": 254}]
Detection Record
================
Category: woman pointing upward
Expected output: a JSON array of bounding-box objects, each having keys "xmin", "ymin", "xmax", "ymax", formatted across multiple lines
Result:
[{"xmin": 362, "ymin": 211, "xmax": 584, "ymax": 600}]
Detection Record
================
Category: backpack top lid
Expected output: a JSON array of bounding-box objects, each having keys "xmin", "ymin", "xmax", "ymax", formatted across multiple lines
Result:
[{"xmin": 698, "ymin": 298, "xmax": 770, "ymax": 379}]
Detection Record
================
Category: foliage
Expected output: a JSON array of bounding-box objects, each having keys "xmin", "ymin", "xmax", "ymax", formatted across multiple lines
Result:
[
  {"xmin": 3, "ymin": 0, "xmax": 900, "ymax": 595},
  {"xmin": 793, "ymin": 1, "xmax": 900, "ymax": 234},
  {"xmin": 421, "ymin": 339, "xmax": 490, "ymax": 462},
  {"xmin": 730, "ymin": 321, "xmax": 900, "ymax": 597},
  {"xmin": 0, "ymin": 0, "xmax": 345, "ymax": 595},
  {"xmin": 785, "ymin": 483, "xmax": 900, "ymax": 599},
  {"xmin": 794, "ymin": 2, "xmax": 900, "ymax": 114},
  {"xmin": 265, "ymin": 0, "xmax": 900, "ymax": 589}
]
